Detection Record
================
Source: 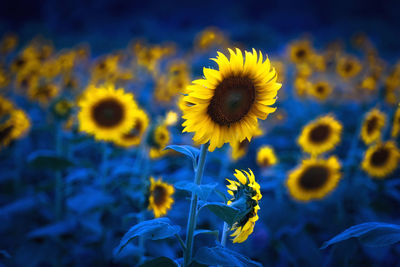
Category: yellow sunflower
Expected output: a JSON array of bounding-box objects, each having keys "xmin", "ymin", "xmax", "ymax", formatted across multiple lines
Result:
[
  {"xmin": 0, "ymin": 109, "xmax": 31, "ymax": 149},
  {"xmin": 230, "ymin": 126, "xmax": 263, "ymax": 161},
  {"xmin": 391, "ymin": 106, "xmax": 400, "ymax": 138},
  {"xmin": 114, "ymin": 108, "xmax": 149, "ymax": 148},
  {"xmin": 288, "ymin": 40, "xmax": 314, "ymax": 64},
  {"xmin": 362, "ymin": 141, "xmax": 399, "ymax": 178},
  {"xmin": 78, "ymin": 84, "xmax": 137, "ymax": 141},
  {"xmin": 256, "ymin": 145, "xmax": 278, "ymax": 168},
  {"xmin": 298, "ymin": 115, "xmax": 343, "ymax": 155},
  {"xmin": 336, "ymin": 56, "xmax": 362, "ymax": 79},
  {"xmin": 0, "ymin": 96, "xmax": 14, "ymax": 117},
  {"xmin": 28, "ymin": 83, "xmax": 59, "ymax": 105},
  {"xmin": 361, "ymin": 108, "xmax": 386, "ymax": 145},
  {"xmin": 51, "ymin": 99, "xmax": 73, "ymax": 119},
  {"xmin": 182, "ymin": 48, "xmax": 281, "ymax": 152},
  {"xmin": 307, "ymin": 81, "xmax": 333, "ymax": 101},
  {"xmin": 286, "ymin": 156, "xmax": 342, "ymax": 202},
  {"xmin": 226, "ymin": 169, "xmax": 262, "ymax": 243},
  {"xmin": 148, "ymin": 124, "xmax": 171, "ymax": 159},
  {"xmin": 148, "ymin": 177, "xmax": 174, "ymax": 218}
]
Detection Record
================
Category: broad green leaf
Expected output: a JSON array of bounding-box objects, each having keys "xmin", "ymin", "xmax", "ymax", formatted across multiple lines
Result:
[
  {"xmin": 28, "ymin": 150, "xmax": 74, "ymax": 171},
  {"xmin": 165, "ymin": 145, "xmax": 199, "ymax": 166},
  {"xmin": 194, "ymin": 246, "xmax": 262, "ymax": 267},
  {"xmin": 175, "ymin": 181, "xmax": 217, "ymax": 201},
  {"xmin": 139, "ymin": 256, "xmax": 178, "ymax": 267},
  {"xmin": 115, "ymin": 218, "xmax": 181, "ymax": 254},
  {"xmin": 200, "ymin": 202, "xmax": 242, "ymax": 226},
  {"xmin": 194, "ymin": 229, "xmax": 219, "ymax": 239},
  {"xmin": 321, "ymin": 222, "xmax": 400, "ymax": 249}
]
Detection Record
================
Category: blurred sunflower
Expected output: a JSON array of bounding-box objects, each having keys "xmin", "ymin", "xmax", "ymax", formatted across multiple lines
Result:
[
  {"xmin": 226, "ymin": 169, "xmax": 261, "ymax": 243},
  {"xmin": 288, "ymin": 40, "xmax": 314, "ymax": 64},
  {"xmin": 194, "ymin": 27, "xmax": 228, "ymax": 51},
  {"xmin": 148, "ymin": 177, "xmax": 174, "ymax": 218},
  {"xmin": 362, "ymin": 141, "xmax": 399, "ymax": 178},
  {"xmin": 78, "ymin": 85, "xmax": 137, "ymax": 141},
  {"xmin": 256, "ymin": 145, "xmax": 278, "ymax": 168},
  {"xmin": 164, "ymin": 111, "xmax": 178, "ymax": 126},
  {"xmin": 28, "ymin": 83, "xmax": 59, "ymax": 105},
  {"xmin": 0, "ymin": 96, "xmax": 14, "ymax": 117},
  {"xmin": 0, "ymin": 109, "xmax": 31, "ymax": 149},
  {"xmin": 307, "ymin": 80, "xmax": 333, "ymax": 101},
  {"xmin": 361, "ymin": 108, "xmax": 386, "ymax": 145},
  {"xmin": 336, "ymin": 56, "xmax": 362, "ymax": 79},
  {"xmin": 148, "ymin": 124, "xmax": 170, "ymax": 159},
  {"xmin": 391, "ymin": 106, "xmax": 400, "ymax": 138},
  {"xmin": 298, "ymin": 115, "xmax": 343, "ymax": 155},
  {"xmin": 230, "ymin": 126, "xmax": 263, "ymax": 161},
  {"xmin": 286, "ymin": 156, "xmax": 342, "ymax": 202},
  {"xmin": 0, "ymin": 33, "xmax": 18, "ymax": 54},
  {"xmin": 51, "ymin": 98, "xmax": 73, "ymax": 120},
  {"xmin": 182, "ymin": 48, "xmax": 281, "ymax": 151},
  {"xmin": 114, "ymin": 108, "xmax": 149, "ymax": 148}
]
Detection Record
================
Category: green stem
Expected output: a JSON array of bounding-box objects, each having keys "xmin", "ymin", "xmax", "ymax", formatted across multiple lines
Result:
[
  {"xmin": 55, "ymin": 123, "xmax": 63, "ymax": 220},
  {"xmin": 101, "ymin": 142, "xmax": 109, "ymax": 190},
  {"xmin": 183, "ymin": 143, "xmax": 208, "ymax": 267},
  {"xmin": 220, "ymin": 222, "xmax": 229, "ymax": 247}
]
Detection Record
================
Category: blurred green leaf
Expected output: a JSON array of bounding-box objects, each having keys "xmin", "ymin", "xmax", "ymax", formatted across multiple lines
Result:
[
  {"xmin": 28, "ymin": 150, "xmax": 74, "ymax": 171},
  {"xmin": 194, "ymin": 246, "xmax": 262, "ymax": 267},
  {"xmin": 175, "ymin": 181, "xmax": 217, "ymax": 201},
  {"xmin": 114, "ymin": 218, "xmax": 181, "ymax": 255},
  {"xmin": 139, "ymin": 256, "xmax": 177, "ymax": 267}
]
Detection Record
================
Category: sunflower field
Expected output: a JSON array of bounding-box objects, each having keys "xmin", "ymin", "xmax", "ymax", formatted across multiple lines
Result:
[{"xmin": 1, "ymin": 1, "xmax": 400, "ymax": 266}]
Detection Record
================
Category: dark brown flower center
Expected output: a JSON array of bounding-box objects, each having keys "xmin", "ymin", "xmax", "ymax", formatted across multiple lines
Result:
[
  {"xmin": 207, "ymin": 76, "xmax": 255, "ymax": 126},
  {"xmin": 261, "ymin": 157, "xmax": 270, "ymax": 167},
  {"xmin": 153, "ymin": 185, "xmax": 167, "ymax": 206},
  {"xmin": 316, "ymin": 85, "xmax": 325, "ymax": 94},
  {"xmin": 0, "ymin": 125, "xmax": 13, "ymax": 142},
  {"xmin": 299, "ymin": 166, "xmax": 329, "ymax": 190},
  {"xmin": 91, "ymin": 98, "xmax": 124, "ymax": 128},
  {"xmin": 344, "ymin": 61, "xmax": 353, "ymax": 73},
  {"xmin": 366, "ymin": 116, "xmax": 378, "ymax": 134},
  {"xmin": 309, "ymin": 124, "xmax": 331, "ymax": 143},
  {"xmin": 296, "ymin": 49, "xmax": 306, "ymax": 59},
  {"xmin": 370, "ymin": 147, "xmax": 390, "ymax": 167}
]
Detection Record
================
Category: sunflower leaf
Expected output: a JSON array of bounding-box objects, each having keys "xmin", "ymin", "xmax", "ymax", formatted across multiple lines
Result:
[
  {"xmin": 194, "ymin": 245, "xmax": 262, "ymax": 267},
  {"xmin": 139, "ymin": 256, "xmax": 178, "ymax": 267},
  {"xmin": 194, "ymin": 229, "xmax": 219, "ymax": 239},
  {"xmin": 200, "ymin": 202, "xmax": 242, "ymax": 226},
  {"xmin": 165, "ymin": 145, "xmax": 199, "ymax": 166},
  {"xmin": 28, "ymin": 150, "xmax": 74, "ymax": 171},
  {"xmin": 114, "ymin": 218, "xmax": 181, "ymax": 255},
  {"xmin": 174, "ymin": 181, "xmax": 217, "ymax": 201},
  {"xmin": 321, "ymin": 222, "xmax": 400, "ymax": 249}
]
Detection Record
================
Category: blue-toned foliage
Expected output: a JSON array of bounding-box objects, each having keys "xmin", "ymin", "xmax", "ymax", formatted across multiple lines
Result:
[{"xmin": 322, "ymin": 222, "xmax": 400, "ymax": 249}]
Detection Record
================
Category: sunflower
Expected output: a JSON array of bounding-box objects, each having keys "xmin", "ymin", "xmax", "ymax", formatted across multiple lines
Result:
[
  {"xmin": 298, "ymin": 115, "xmax": 343, "ymax": 155},
  {"xmin": 0, "ymin": 109, "xmax": 31, "ymax": 149},
  {"xmin": 336, "ymin": 56, "xmax": 362, "ymax": 79},
  {"xmin": 148, "ymin": 177, "xmax": 174, "ymax": 218},
  {"xmin": 288, "ymin": 40, "xmax": 314, "ymax": 64},
  {"xmin": 307, "ymin": 81, "xmax": 333, "ymax": 101},
  {"xmin": 361, "ymin": 108, "xmax": 386, "ymax": 145},
  {"xmin": 391, "ymin": 106, "xmax": 400, "ymax": 138},
  {"xmin": 230, "ymin": 126, "xmax": 263, "ymax": 161},
  {"xmin": 286, "ymin": 156, "xmax": 342, "ymax": 202},
  {"xmin": 164, "ymin": 111, "xmax": 178, "ymax": 126},
  {"xmin": 0, "ymin": 96, "xmax": 14, "ymax": 117},
  {"xmin": 78, "ymin": 84, "xmax": 137, "ymax": 141},
  {"xmin": 182, "ymin": 48, "xmax": 281, "ymax": 152},
  {"xmin": 28, "ymin": 83, "xmax": 59, "ymax": 105},
  {"xmin": 226, "ymin": 169, "xmax": 262, "ymax": 243},
  {"xmin": 362, "ymin": 141, "xmax": 399, "ymax": 178},
  {"xmin": 148, "ymin": 124, "xmax": 171, "ymax": 159},
  {"xmin": 256, "ymin": 145, "xmax": 278, "ymax": 168},
  {"xmin": 51, "ymin": 98, "xmax": 73, "ymax": 119},
  {"xmin": 194, "ymin": 27, "xmax": 228, "ymax": 51},
  {"xmin": 114, "ymin": 108, "xmax": 149, "ymax": 148}
]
